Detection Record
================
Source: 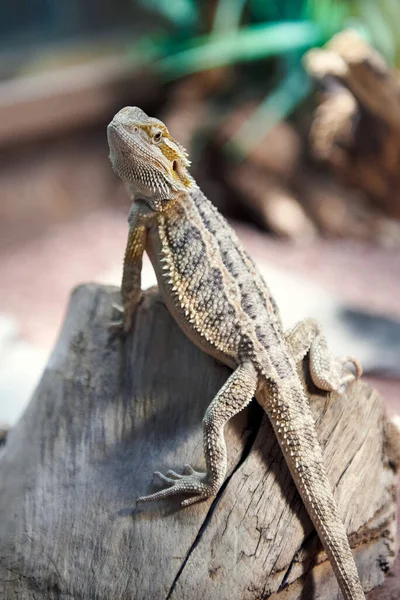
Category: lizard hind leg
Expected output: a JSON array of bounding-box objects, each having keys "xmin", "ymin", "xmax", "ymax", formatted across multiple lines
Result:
[
  {"xmin": 285, "ymin": 318, "xmax": 362, "ymax": 393},
  {"xmin": 136, "ymin": 361, "xmax": 258, "ymax": 507}
]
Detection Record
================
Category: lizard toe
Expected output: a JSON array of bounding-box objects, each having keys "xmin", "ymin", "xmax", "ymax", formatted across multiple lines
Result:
[
  {"xmin": 108, "ymin": 318, "xmax": 124, "ymax": 332},
  {"xmin": 340, "ymin": 356, "xmax": 363, "ymax": 379},
  {"xmin": 108, "ymin": 303, "xmax": 133, "ymax": 334},
  {"xmin": 136, "ymin": 470, "xmax": 212, "ymax": 505},
  {"xmin": 165, "ymin": 469, "xmax": 184, "ymax": 480},
  {"xmin": 182, "ymin": 464, "xmax": 201, "ymax": 476},
  {"xmin": 181, "ymin": 491, "xmax": 213, "ymax": 507}
]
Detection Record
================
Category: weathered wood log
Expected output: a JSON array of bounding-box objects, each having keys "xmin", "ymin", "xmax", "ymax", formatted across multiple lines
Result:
[{"xmin": 0, "ymin": 284, "xmax": 398, "ymax": 599}]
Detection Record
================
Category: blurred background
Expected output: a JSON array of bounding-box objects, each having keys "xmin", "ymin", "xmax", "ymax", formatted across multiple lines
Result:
[
  {"xmin": 1, "ymin": 4, "xmax": 400, "ymax": 450},
  {"xmin": 1, "ymin": 0, "xmax": 400, "ymax": 413},
  {"xmin": 0, "ymin": 0, "xmax": 400, "ymax": 594}
]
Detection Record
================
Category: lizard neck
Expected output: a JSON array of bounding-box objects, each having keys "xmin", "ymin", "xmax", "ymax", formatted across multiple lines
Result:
[
  {"xmin": 127, "ymin": 174, "xmax": 198, "ymax": 216},
  {"xmin": 156, "ymin": 188, "xmax": 197, "ymax": 221}
]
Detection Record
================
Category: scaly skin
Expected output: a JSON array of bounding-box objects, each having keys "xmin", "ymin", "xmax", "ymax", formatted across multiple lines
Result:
[{"xmin": 107, "ymin": 106, "xmax": 365, "ymax": 599}]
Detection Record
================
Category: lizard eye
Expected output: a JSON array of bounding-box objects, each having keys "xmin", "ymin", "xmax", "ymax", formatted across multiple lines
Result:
[{"xmin": 153, "ymin": 131, "xmax": 162, "ymax": 143}]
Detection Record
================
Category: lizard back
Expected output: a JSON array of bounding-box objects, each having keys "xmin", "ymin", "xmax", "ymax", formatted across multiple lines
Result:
[{"xmin": 148, "ymin": 189, "xmax": 291, "ymax": 378}]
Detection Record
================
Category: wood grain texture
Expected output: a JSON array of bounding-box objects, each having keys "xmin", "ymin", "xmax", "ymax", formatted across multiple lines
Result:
[{"xmin": 0, "ymin": 284, "xmax": 397, "ymax": 599}]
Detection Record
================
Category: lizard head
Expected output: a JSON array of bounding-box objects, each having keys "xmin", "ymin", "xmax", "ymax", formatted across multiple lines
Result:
[{"xmin": 107, "ymin": 106, "xmax": 193, "ymax": 210}]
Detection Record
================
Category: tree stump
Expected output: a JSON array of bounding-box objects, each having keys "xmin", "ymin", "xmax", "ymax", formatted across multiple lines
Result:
[{"xmin": 0, "ymin": 284, "xmax": 398, "ymax": 599}]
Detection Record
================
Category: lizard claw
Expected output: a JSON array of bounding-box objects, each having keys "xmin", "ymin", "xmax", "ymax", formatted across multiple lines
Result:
[
  {"xmin": 182, "ymin": 464, "xmax": 197, "ymax": 475},
  {"xmin": 154, "ymin": 471, "xmax": 178, "ymax": 484},
  {"xmin": 340, "ymin": 356, "xmax": 362, "ymax": 380},
  {"xmin": 165, "ymin": 470, "xmax": 184, "ymax": 480},
  {"xmin": 108, "ymin": 318, "xmax": 124, "ymax": 332},
  {"xmin": 112, "ymin": 302, "xmax": 124, "ymax": 314},
  {"xmin": 334, "ymin": 356, "xmax": 363, "ymax": 394},
  {"xmin": 136, "ymin": 467, "xmax": 214, "ymax": 506},
  {"xmin": 108, "ymin": 303, "xmax": 132, "ymax": 334}
]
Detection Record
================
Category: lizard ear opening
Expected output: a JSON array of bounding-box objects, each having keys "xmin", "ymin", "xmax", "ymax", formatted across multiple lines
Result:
[{"xmin": 171, "ymin": 158, "xmax": 191, "ymax": 189}]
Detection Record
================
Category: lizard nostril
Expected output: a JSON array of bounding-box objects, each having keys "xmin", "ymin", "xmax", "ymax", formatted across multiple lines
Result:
[{"xmin": 172, "ymin": 161, "xmax": 177, "ymax": 171}]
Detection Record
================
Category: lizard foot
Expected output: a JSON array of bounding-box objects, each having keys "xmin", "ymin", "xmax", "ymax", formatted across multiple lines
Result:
[
  {"xmin": 310, "ymin": 353, "xmax": 363, "ymax": 394},
  {"xmin": 108, "ymin": 303, "xmax": 132, "ymax": 334},
  {"xmin": 136, "ymin": 464, "xmax": 215, "ymax": 507}
]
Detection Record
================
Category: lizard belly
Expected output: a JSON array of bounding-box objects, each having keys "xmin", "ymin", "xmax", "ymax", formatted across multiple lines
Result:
[{"xmin": 147, "ymin": 223, "xmax": 240, "ymax": 370}]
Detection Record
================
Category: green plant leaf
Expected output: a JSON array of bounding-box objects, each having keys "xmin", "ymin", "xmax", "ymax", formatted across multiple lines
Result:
[
  {"xmin": 155, "ymin": 20, "xmax": 323, "ymax": 80},
  {"xmin": 137, "ymin": 0, "xmax": 199, "ymax": 28},
  {"xmin": 212, "ymin": 0, "xmax": 248, "ymax": 33},
  {"xmin": 224, "ymin": 65, "xmax": 311, "ymax": 159},
  {"xmin": 356, "ymin": 0, "xmax": 396, "ymax": 65}
]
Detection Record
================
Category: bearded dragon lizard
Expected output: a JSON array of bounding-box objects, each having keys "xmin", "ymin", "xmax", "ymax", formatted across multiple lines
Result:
[{"xmin": 108, "ymin": 106, "xmax": 365, "ymax": 600}]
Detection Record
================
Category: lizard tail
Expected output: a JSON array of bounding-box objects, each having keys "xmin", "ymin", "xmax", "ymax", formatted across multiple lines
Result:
[{"xmin": 258, "ymin": 379, "xmax": 365, "ymax": 600}]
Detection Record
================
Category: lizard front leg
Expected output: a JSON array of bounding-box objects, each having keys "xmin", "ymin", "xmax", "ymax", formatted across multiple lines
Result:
[
  {"xmin": 285, "ymin": 317, "xmax": 362, "ymax": 392},
  {"xmin": 137, "ymin": 361, "xmax": 258, "ymax": 507},
  {"xmin": 112, "ymin": 203, "xmax": 151, "ymax": 333}
]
